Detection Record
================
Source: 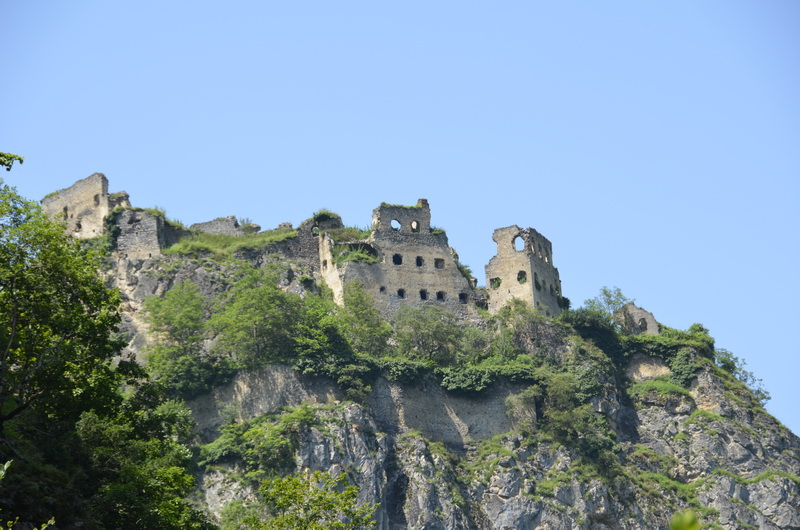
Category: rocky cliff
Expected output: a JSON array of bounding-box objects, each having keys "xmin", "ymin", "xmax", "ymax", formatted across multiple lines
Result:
[{"xmin": 102, "ymin": 236, "xmax": 800, "ymax": 530}]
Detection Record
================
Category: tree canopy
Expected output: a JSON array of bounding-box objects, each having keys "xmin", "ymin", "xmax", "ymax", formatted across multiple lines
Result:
[
  {"xmin": 0, "ymin": 153, "xmax": 23, "ymax": 172},
  {"xmin": 0, "ymin": 178, "xmax": 124, "ymax": 428}
]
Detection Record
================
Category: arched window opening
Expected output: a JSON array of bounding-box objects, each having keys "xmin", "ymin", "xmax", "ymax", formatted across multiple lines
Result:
[
  {"xmin": 94, "ymin": 194, "xmax": 100, "ymax": 206},
  {"xmin": 514, "ymin": 236, "xmax": 525, "ymax": 251},
  {"xmin": 379, "ymin": 286, "xmax": 386, "ymax": 293},
  {"xmin": 311, "ymin": 226, "xmax": 320, "ymax": 236},
  {"xmin": 490, "ymin": 277, "xmax": 502, "ymax": 289},
  {"xmin": 416, "ymin": 256, "xmax": 424, "ymax": 267},
  {"xmin": 459, "ymin": 293, "xmax": 468, "ymax": 304},
  {"xmin": 419, "ymin": 290, "xmax": 428, "ymax": 300},
  {"xmin": 411, "ymin": 220, "xmax": 420, "ymax": 232},
  {"xmin": 390, "ymin": 219, "xmax": 401, "ymax": 231},
  {"xmin": 517, "ymin": 271, "xmax": 527, "ymax": 284},
  {"xmin": 397, "ymin": 289, "xmax": 406, "ymax": 299},
  {"xmin": 436, "ymin": 291, "xmax": 445, "ymax": 301},
  {"xmin": 434, "ymin": 258, "xmax": 445, "ymax": 269},
  {"xmin": 393, "ymin": 253, "xmax": 403, "ymax": 265}
]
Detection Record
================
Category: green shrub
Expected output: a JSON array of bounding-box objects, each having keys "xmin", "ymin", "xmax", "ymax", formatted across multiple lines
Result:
[
  {"xmin": 331, "ymin": 244, "xmax": 380, "ymax": 265},
  {"xmin": 629, "ymin": 379, "xmax": 692, "ymax": 399},
  {"xmin": 199, "ymin": 405, "xmax": 320, "ymax": 479},
  {"xmin": 375, "ymin": 357, "xmax": 432, "ymax": 384},
  {"xmin": 437, "ymin": 365, "xmax": 496, "ymax": 393}
]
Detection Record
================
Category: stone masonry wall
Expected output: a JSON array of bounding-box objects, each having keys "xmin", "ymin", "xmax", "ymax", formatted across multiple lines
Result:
[
  {"xmin": 190, "ymin": 216, "xmax": 244, "ymax": 236},
  {"xmin": 485, "ymin": 225, "xmax": 563, "ymax": 317},
  {"xmin": 325, "ymin": 199, "xmax": 476, "ymax": 317},
  {"xmin": 41, "ymin": 173, "xmax": 130, "ymax": 238},
  {"xmin": 41, "ymin": 175, "xmax": 564, "ymax": 319}
]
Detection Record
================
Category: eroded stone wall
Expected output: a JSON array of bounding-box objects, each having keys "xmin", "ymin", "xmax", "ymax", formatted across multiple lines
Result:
[
  {"xmin": 327, "ymin": 199, "xmax": 476, "ymax": 316},
  {"xmin": 485, "ymin": 225, "xmax": 563, "ymax": 317},
  {"xmin": 190, "ymin": 216, "xmax": 244, "ymax": 236},
  {"xmin": 41, "ymin": 173, "xmax": 130, "ymax": 238}
]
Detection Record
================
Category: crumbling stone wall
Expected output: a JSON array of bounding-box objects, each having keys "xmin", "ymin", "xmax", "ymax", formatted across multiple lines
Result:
[
  {"xmin": 41, "ymin": 173, "xmax": 130, "ymax": 238},
  {"xmin": 42, "ymin": 175, "xmax": 567, "ymax": 320},
  {"xmin": 615, "ymin": 302, "xmax": 661, "ymax": 335},
  {"xmin": 114, "ymin": 209, "xmax": 191, "ymax": 260},
  {"xmin": 485, "ymin": 225, "xmax": 563, "ymax": 317},
  {"xmin": 190, "ymin": 216, "xmax": 244, "ymax": 236},
  {"xmin": 324, "ymin": 199, "xmax": 476, "ymax": 316}
]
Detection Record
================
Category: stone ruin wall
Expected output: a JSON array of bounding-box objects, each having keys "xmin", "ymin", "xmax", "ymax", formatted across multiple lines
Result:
[
  {"xmin": 190, "ymin": 217, "xmax": 244, "ymax": 236},
  {"xmin": 323, "ymin": 200, "xmax": 477, "ymax": 317},
  {"xmin": 41, "ymin": 173, "xmax": 130, "ymax": 238},
  {"xmin": 42, "ymin": 175, "xmax": 564, "ymax": 318},
  {"xmin": 485, "ymin": 225, "xmax": 563, "ymax": 317},
  {"xmin": 114, "ymin": 209, "xmax": 191, "ymax": 261}
]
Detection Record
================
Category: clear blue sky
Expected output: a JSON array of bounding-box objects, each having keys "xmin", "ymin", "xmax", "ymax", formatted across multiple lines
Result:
[{"xmin": 3, "ymin": 2, "xmax": 799, "ymax": 434}]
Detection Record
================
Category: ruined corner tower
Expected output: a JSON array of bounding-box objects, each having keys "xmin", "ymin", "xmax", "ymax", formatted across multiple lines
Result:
[
  {"xmin": 41, "ymin": 173, "xmax": 130, "ymax": 238},
  {"xmin": 485, "ymin": 225, "xmax": 564, "ymax": 317}
]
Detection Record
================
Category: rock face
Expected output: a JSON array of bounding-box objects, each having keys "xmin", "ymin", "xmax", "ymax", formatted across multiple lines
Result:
[{"xmin": 189, "ymin": 364, "xmax": 800, "ymax": 530}]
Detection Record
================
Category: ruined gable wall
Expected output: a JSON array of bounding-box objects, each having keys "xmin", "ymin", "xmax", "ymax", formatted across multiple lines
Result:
[
  {"xmin": 335, "ymin": 200, "xmax": 475, "ymax": 317},
  {"xmin": 41, "ymin": 173, "xmax": 130, "ymax": 238},
  {"xmin": 486, "ymin": 226, "xmax": 562, "ymax": 317}
]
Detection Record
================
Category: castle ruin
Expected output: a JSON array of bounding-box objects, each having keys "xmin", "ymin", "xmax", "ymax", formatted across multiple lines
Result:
[
  {"xmin": 41, "ymin": 175, "xmax": 564, "ymax": 317},
  {"xmin": 319, "ymin": 199, "xmax": 477, "ymax": 316},
  {"xmin": 485, "ymin": 225, "xmax": 564, "ymax": 317},
  {"xmin": 41, "ymin": 173, "xmax": 130, "ymax": 238}
]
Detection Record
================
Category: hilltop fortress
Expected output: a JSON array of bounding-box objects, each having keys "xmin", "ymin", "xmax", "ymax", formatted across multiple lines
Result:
[{"xmin": 42, "ymin": 173, "xmax": 566, "ymax": 317}]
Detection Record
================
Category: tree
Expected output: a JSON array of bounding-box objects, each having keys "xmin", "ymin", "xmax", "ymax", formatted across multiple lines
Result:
[
  {"xmin": 0, "ymin": 178, "xmax": 123, "ymax": 429},
  {"xmin": 144, "ymin": 281, "xmax": 232, "ymax": 398},
  {"xmin": 394, "ymin": 305, "xmax": 463, "ymax": 364},
  {"xmin": 0, "ymin": 153, "xmax": 23, "ymax": 172},
  {"xmin": 210, "ymin": 266, "xmax": 304, "ymax": 367},
  {"xmin": 715, "ymin": 348, "xmax": 770, "ymax": 406},
  {"xmin": 338, "ymin": 281, "xmax": 391, "ymax": 357},
  {"xmin": 76, "ymin": 383, "xmax": 212, "ymax": 529},
  {"xmin": 252, "ymin": 470, "xmax": 377, "ymax": 529},
  {"xmin": 582, "ymin": 286, "xmax": 633, "ymax": 322}
]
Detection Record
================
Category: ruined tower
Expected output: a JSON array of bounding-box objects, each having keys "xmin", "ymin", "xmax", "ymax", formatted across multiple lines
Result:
[
  {"xmin": 485, "ymin": 225, "xmax": 564, "ymax": 317},
  {"xmin": 41, "ymin": 173, "xmax": 130, "ymax": 238}
]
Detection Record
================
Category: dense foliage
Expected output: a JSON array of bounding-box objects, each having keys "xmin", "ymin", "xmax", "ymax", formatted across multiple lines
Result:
[
  {"xmin": 0, "ymin": 179, "xmax": 211, "ymax": 528},
  {"xmin": 0, "ymin": 179, "xmax": 124, "ymax": 428}
]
